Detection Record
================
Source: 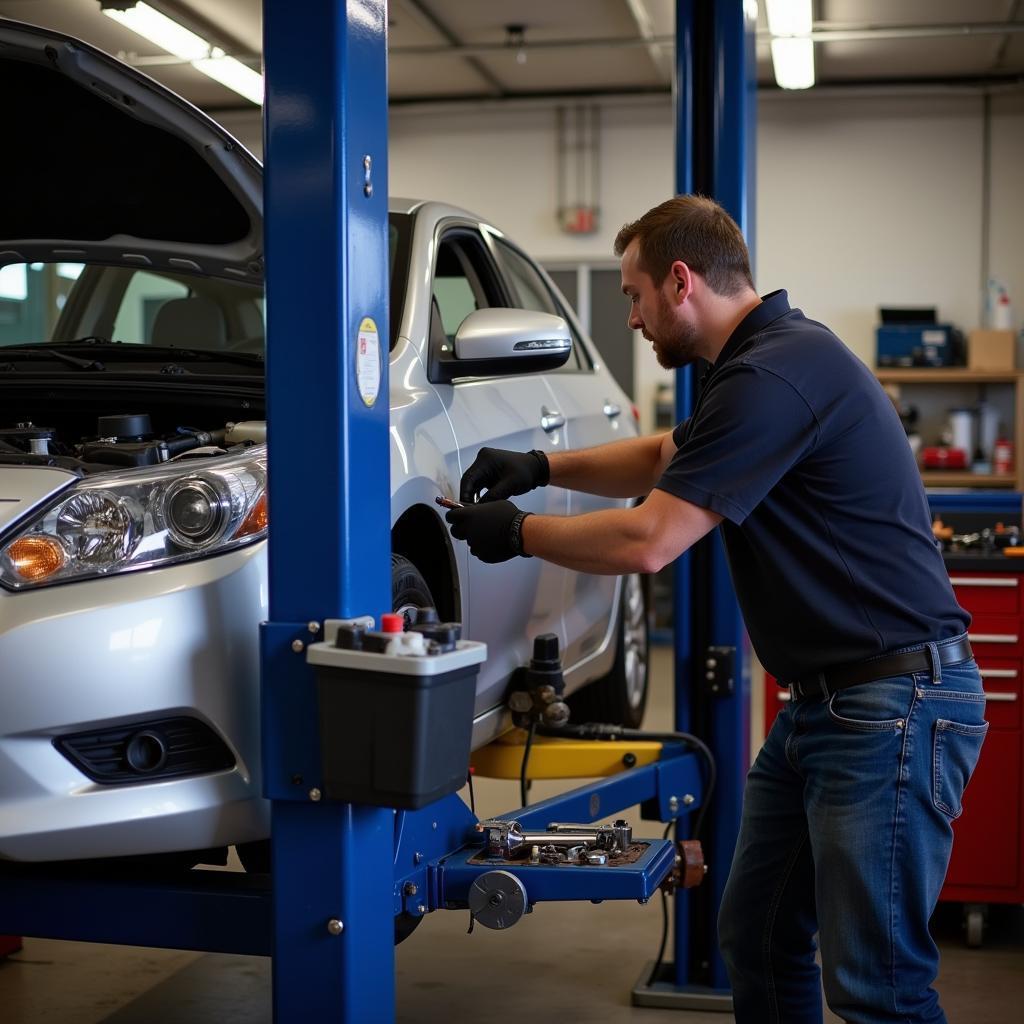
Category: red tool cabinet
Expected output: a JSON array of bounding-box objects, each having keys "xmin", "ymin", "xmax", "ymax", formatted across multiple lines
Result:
[{"xmin": 762, "ymin": 568, "xmax": 1023, "ymax": 945}]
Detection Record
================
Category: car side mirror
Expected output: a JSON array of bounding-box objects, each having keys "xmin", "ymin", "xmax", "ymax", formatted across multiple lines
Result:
[{"xmin": 428, "ymin": 308, "xmax": 572, "ymax": 385}]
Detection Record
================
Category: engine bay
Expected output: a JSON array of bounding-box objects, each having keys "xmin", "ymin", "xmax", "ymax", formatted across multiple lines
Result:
[{"xmin": 0, "ymin": 414, "xmax": 267, "ymax": 475}]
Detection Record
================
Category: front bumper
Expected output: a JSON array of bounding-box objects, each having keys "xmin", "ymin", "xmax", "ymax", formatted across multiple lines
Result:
[{"xmin": 0, "ymin": 544, "xmax": 270, "ymax": 861}]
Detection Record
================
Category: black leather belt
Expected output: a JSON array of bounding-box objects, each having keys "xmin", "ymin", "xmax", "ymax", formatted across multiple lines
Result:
[{"xmin": 787, "ymin": 636, "xmax": 973, "ymax": 700}]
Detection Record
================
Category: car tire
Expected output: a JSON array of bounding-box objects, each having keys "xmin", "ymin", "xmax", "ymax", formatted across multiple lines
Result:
[
  {"xmin": 568, "ymin": 573, "xmax": 649, "ymax": 729},
  {"xmin": 239, "ymin": 553, "xmax": 441, "ymax": 945},
  {"xmin": 391, "ymin": 553, "xmax": 436, "ymax": 625}
]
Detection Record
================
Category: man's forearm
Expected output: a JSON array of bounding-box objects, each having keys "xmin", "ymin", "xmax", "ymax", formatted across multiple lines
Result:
[
  {"xmin": 519, "ymin": 506, "xmax": 667, "ymax": 575},
  {"xmin": 546, "ymin": 433, "xmax": 670, "ymax": 499}
]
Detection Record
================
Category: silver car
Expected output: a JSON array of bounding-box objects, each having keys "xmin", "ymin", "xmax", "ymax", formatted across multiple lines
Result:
[{"xmin": 0, "ymin": 19, "xmax": 648, "ymax": 866}]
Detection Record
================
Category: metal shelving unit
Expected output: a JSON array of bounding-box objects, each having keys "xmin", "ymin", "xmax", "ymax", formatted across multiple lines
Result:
[{"xmin": 875, "ymin": 369, "xmax": 1024, "ymax": 490}]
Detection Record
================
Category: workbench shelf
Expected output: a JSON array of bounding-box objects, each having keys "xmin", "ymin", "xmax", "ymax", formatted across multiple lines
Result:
[{"xmin": 874, "ymin": 369, "xmax": 1024, "ymax": 491}]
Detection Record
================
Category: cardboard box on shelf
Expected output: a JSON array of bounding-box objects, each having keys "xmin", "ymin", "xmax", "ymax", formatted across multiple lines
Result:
[{"xmin": 968, "ymin": 329, "xmax": 1016, "ymax": 370}]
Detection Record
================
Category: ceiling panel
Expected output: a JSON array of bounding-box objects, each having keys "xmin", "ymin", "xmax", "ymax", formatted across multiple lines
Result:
[
  {"xmin": 390, "ymin": 54, "xmax": 500, "ymax": 99},
  {"xmin": 424, "ymin": 0, "xmax": 640, "ymax": 43},
  {"xmin": 823, "ymin": 0, "xmax": 1020, "ymax": 25},
  {"xmin": 0, "ymin": 0, "xmax": 1022, "ymax": 110},
  {"xmin": 820, "ymin": 36, "xmax": 1020, "ymax": 80},
  {"xmin": 473, "ymin": 45, "xmax": 664, "ymax": 95}
]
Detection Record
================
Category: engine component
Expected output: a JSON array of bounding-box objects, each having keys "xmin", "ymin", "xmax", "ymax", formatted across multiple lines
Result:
[
  {"xmin": 225, "ymin": 420, "xmax": 267, "ymax": 445},
  {"xmin": 97, "ymin": 413, "xmax": 152, "ymax": 441},
  {"xmin": 0, "ymin": 422, "xmax": 56, "ymax": 455},
  {"xmin": 477, "ymin": 817, "xmax": 633, "ymax": 863},
  {"xmin": 467, "ymin": 870, "xmax": 529, "ymax": 931}
]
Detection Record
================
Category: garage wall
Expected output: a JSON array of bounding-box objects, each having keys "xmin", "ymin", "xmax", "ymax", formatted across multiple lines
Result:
[{"xmin": 218, "ymin": 91, "xmax": 1024, "ymax": 433}]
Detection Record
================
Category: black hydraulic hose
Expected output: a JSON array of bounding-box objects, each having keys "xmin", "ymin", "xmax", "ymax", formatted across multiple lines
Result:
[
  {"xmin": 537, "ymin": 721, "xmax": 718, "ymax": 993},
  {"xmin": 532, "ymin": 720, "xmax": 716, "ymax": 991},
  {"xmin": 519, "ymin": 721, "xmax": 536, "ymax": 808},
  {"xmin": 537, "ymin": 723, "xmax": 717, "ymax": 843}
]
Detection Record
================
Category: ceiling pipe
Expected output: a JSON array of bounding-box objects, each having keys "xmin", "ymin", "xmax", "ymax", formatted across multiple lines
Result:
[{"xmin": 386, "ymin": 21, "xmax": 1024, "ymax": 58}]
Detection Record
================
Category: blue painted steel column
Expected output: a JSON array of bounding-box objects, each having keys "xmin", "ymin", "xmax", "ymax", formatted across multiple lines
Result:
[
  {"xmin": 672, "ymin": 0, "xmax": 756, "ymax": 995},
  {"xmin": 262, "ymin": 2, "xmax": 393, "ymax": 1020},
  {"xmin": 672, "ymin": 0, "xmax": 695, "ymax": 987},
  {"xmin": 703, "ymin": 0, "xmax": 757, "ymax": 992}
]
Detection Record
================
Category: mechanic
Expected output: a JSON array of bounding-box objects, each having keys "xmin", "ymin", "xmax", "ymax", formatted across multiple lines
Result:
[{"xmin": 445, "ymin": 195, "xmax": 986, "ymax": 1024}]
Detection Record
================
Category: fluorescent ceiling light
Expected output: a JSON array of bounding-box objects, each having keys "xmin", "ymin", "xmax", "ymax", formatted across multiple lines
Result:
[
  {"xmin": 102, "ymin": 2, "xmax": 263, "ymax": 105},
  {"xmin": 194, "ymin": 49, "xmax": 264, "ymax": 106},
  {"xmin": 765, "ymin": 0, "xmax": 812, "ymax": 38},
  {"xmin": 770, "ymin": 37, "xmax": 815, "ymax": 90}
]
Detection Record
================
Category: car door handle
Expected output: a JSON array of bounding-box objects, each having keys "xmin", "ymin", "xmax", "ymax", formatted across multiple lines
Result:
[
  {"xmin": 540, "ymin": 406, "xmax": 565, "ymax": 433},
  {"xmin": 603, "ymin": 401, "xmax": 622, "ymax": 419}
]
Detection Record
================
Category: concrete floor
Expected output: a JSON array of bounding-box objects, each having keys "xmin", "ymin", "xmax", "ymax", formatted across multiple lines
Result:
[{"xmin": 2, "ymin": 646, "xmax": 1022, "ymax": 1022}]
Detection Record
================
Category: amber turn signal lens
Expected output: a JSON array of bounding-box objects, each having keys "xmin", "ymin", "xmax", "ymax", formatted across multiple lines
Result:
[
  {"xmin": 6, "ymin": 535, "xmax": 66, "ymax": 581},
  {"xmin": 234, "ymin": 493, "xmax": 268, "ymax": 539}
]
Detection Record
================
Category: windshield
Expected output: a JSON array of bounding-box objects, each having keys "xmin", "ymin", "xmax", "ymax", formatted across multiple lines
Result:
[{"xmin": 0, "ymin": 214, "xmax": 411, "ymax": 357}]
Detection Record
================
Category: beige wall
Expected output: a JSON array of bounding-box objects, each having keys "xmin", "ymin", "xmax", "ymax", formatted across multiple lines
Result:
[{"xmin": 221, "ymin": 89, "xmax": 1024, "ymax": 433}]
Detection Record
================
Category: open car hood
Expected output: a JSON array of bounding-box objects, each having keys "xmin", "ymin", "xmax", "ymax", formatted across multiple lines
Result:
[{"xmin": 0, "ymin": 19, "xmax": 262, "ymax": 284}]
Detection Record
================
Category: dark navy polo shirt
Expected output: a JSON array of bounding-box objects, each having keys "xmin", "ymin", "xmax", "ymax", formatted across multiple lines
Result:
[{"xmin": 655, "ymin": 290, "xmax": 969, "ymax": 682}]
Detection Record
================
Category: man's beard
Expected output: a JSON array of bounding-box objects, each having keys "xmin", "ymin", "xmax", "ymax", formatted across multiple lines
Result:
[{"xmin": 647, "ymin": 294, "xmax": 701, "ymax": 369}]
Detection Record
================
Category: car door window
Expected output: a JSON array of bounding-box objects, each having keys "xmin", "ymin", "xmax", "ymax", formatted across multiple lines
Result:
[
  {"xmin": 431, "ymin": 233, "xmax": 499, "ymax": 341},
  {"xmin": 492, "ymin": 238, "xmax": 588, "ymax": 372}
]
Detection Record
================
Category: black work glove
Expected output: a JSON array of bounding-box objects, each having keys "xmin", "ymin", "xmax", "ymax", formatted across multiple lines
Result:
[
  {"xmin": 446, "ymin": 500, "xmax": 532, "ymax": 564},
  {"xmin": 460, "ymin": 447, "xmax": 550, "ymax": 504}
]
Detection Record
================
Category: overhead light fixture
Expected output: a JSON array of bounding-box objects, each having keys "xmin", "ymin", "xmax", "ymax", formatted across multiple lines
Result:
[
  {"xmin": 505, "ymin": 24, "xmax": 528, "ymax": 66},
  {"xmin": 765, "ymin": 0, "xmax": 815, "ymax": 90},
  {"xmin": 101, "ymin": 1, "xmax": 263, "ymax": 105}
]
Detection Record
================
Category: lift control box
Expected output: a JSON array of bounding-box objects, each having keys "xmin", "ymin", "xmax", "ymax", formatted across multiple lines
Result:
[{"xmin": 307, "ymin": 632, "xmax": 486, "ymax": 809}]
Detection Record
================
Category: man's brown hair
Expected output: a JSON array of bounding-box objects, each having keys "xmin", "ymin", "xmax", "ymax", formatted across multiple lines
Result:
[{"xmin": 614, "ymin": 195, "xmax": 754, "ymax": 297}]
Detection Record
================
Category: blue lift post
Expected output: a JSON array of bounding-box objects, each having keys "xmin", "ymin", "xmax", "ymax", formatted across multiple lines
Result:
[
  {"xmin": 641, "ymin": 0, "xmax": 757, "ymax": 1009},
  {"xmin": 260, "ymin": 1, "xmax": 395, "ymax": 1019}
]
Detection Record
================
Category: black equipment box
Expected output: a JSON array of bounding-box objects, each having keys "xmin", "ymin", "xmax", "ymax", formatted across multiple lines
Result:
[{"xmin": 308, "ymin": 639, "xmax": 486, "ymax": 809}]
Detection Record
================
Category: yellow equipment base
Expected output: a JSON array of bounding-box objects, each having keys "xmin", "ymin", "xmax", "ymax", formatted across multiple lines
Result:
[{"xmin": 470, "ymin": 731, "xmax": 663, "ymax": 779}]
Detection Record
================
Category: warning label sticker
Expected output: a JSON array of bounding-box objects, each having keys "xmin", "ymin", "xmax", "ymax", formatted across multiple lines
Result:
[{"xmin": 356, "ymin": 316, "xmax": 381, "ymax": 407}]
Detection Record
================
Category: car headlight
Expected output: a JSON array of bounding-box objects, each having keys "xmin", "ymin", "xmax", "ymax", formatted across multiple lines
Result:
[{"xmin": 0, "ymin": 447, "xmax": 268, "ymax": 590}]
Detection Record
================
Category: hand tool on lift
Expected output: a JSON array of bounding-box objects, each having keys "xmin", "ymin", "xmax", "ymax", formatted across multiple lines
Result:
[{"xmin": 476, "ymin": 818, "xmax": 633, "ymax": 864}]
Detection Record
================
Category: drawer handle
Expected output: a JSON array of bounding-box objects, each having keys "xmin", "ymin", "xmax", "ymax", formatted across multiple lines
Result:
[
  {"xmin": 968, "ymin": 633, "xmax": 1018, "ymax": 644},
  {"xmin": 950, "ymin": 577, "xmax": 1018, "ymax": 588},
  {"xmin": 980, "ymin": 668, "xmax": 1019, "ymax": 679},
  {"xmin": 777, "ymin": 690, "xmax": 791, "ymax": 702},
  {"xmin": 984, "ymin": 691, "xmax": 1019, "ymax": 703}
]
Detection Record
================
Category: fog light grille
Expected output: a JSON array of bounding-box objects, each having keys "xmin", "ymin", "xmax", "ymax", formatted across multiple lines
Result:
[{"xmin": 55, "ymin": 717, "xmax": 235, "ymax": 784}]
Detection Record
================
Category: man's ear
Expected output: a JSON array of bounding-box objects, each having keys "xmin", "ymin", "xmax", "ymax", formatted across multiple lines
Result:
[{"xmin": 668, "ymin": 260, "xmax": 693, "ymax": 304}]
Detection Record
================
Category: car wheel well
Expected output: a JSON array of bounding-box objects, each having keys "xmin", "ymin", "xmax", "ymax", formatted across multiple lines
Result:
[{"xmin": 391, "ymin": 505, "xmax": 460, "ymax": 623}]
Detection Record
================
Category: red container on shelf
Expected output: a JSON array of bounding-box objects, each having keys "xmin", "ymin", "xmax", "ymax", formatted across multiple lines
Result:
[
  {"xmin": 921, "ymin": 446, "xmax": 969, "ymax": 470},
  {"xmin": 994, "ymin": 439, "xmax": 1014, "ymax": 475}
]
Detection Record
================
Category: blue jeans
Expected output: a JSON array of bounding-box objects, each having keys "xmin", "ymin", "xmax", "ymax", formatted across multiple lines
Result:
[{"xmin": 719, "ymin": 641, "xmax": 988, "ymax": 1023}]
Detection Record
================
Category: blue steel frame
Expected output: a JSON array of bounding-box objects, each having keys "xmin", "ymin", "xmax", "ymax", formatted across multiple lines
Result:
[
  {"xmin": 668, "ymin": 0, "xmax": 757, "ymax": 999},
  {"xmin": 391, "ymin": 747, "xmax": 702, "ymax": 920},
  {"xmin": 261, "ymin": 1, "xmax": 394, "ymax": 1020}
]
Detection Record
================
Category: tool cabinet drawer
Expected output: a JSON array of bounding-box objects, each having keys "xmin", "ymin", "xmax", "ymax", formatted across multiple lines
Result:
[
  {"xmin": 967, "ymin": 616, "xmax": 1022, "ymax": 657},
  {"xmin": 975, "ymin": 659, "xmax": 1023, "ymax": 730},
  {"xmin": 945, "ymin": 728, "xmax": 1021, "ymax": 891},
  {"xmin": 950, "ymin": 574, "xmax": 1020, "ymax": 615}
]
